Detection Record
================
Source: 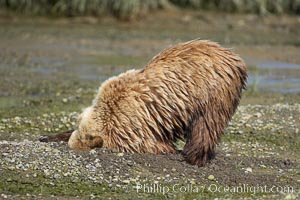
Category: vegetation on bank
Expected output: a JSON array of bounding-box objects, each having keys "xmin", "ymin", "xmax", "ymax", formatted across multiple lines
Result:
[{"xmin": 0, "ymin": 0, "xmax": 299, "ymax": 20}]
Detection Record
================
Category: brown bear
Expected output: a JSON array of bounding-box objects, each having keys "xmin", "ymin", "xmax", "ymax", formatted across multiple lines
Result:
[{"xmin": 40, "ymin": 39, "xmax": 247, "ymax": 166}]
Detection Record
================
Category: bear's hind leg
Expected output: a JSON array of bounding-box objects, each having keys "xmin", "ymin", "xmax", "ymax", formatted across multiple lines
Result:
[{"xmin": 182, "ymin": 117, "xmax": 218, "ymax": 166}]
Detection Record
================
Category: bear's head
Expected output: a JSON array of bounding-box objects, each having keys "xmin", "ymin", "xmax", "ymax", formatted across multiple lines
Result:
[{"xmin": 68, "ymin": 106, "xmax": 104, "ymax": 150}]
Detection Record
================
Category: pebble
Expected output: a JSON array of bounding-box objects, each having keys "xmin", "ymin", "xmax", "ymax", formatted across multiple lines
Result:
[
  {"xmin": 1, "ymin": 119, "xmax": 8, "ymax": 123},
  {"xmin": 254, "ymin": 112, "xmax": 262, "ymax": 118},
  {"xmin": 245, "ymin": 167, "xmax": 252, "ymax": 173},
  {"xmin": 208, "ymin": 175, "xmax": 215, "ymax": 181},
  {"xmin": 117, "ymin": 153, "xmax": 124, "ymax": 157},
  {"xmin": 284, "ymin": 193, "xmax": 296, "ymax": 200},
  {"xmin": 89, "ymin": 149, "xmax": 97, "ymax": 155}
]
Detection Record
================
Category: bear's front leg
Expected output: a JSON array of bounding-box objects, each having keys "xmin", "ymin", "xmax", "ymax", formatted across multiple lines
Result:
[
  {"xmin": 68, "ymin": 130, "xmax": 103, "ymax": 150},
  {"xmin": 39, "ymin": 130, "xmax": 74, "ymax": 143}
]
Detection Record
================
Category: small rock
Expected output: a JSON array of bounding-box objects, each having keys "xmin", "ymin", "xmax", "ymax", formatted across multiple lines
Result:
[
  {"xmin": 14, "ymin": 116, "xmax": 21, "ymax": 121},
  {"xmin": 63, "ymin": 173, "xmax": 69, "ymax": 177},
  {"xmin": 89, "ymin": 149, "xmax": 97, "ymax": 155},
  {"xmin": 53, "ymin": 174, "xmax": 60, "ymax": 179},
  {"xmin": 245, "ymin": 167, "xmax": 252, "ymax": 173},
  {"xmin": 208, "ymin": 175, "xmax": 215, "ymax": 181},
  {"xmin": 284, "ymin": 193, "xmax": 296, "ymax": 200},
  {"xmin": 122, "ymin": 180, "xmax": 130, "ymax": 184},
  {"xmin": 254, "ymin": 112, "xmax": 262, "ymax": 118},
  {"xmin": 43, "ymin": 169, "xmax": 50, "ymax": 176},
  {"xmin": 117, "ymin": 153, "xmax": 124, "ymax": 157}
]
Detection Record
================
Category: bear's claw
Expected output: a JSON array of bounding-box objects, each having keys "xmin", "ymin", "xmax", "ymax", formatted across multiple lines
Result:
[{"xmin": 39, "ymin": 136, "xmax": 49, "ymax": 142}]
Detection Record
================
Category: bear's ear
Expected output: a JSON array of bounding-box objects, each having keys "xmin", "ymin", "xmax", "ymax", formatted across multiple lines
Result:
[{"xmin": 86, "ymin": 135, "xmax": 103, "ymax": 149}]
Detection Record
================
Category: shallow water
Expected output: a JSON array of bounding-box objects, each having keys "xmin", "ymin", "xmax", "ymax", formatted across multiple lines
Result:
[
  {"xmin": 0, "ymin": 15, "xmax": 299, "ymax": 104},
  {"xmin": 259, "ymin": 61, "xmax": 300, "ymax": 70},
  {"xmin": 28, "ymin": 58, "xmax": 300, "ymax": 93},
  {"xmin": 247, "ymin": 60, "xmax": 300, "ymax": 93}
]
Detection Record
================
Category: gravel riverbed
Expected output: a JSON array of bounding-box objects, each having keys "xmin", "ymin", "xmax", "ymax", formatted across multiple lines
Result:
[{"xmin": 1, "ymin": 104, "xmax": 299, "ymax": 199}]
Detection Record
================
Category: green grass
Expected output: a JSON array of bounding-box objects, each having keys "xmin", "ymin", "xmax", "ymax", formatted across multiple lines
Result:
[
  {"xmin": 0, "ymin": 0, "xmax": 170, "ymax": 20},
  {"xmin": 170, "ymin": 0, "xmax": 300, "ymax": 15},
  {"xmin": 0, "ymin": 0, "xmax": 299, "ymax": 20}
]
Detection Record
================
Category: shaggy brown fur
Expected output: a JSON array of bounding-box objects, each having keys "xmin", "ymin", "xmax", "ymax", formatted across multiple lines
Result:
[{"xmin": 40, "ymin": 40, "xmax": 247, "ymax": 166}]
